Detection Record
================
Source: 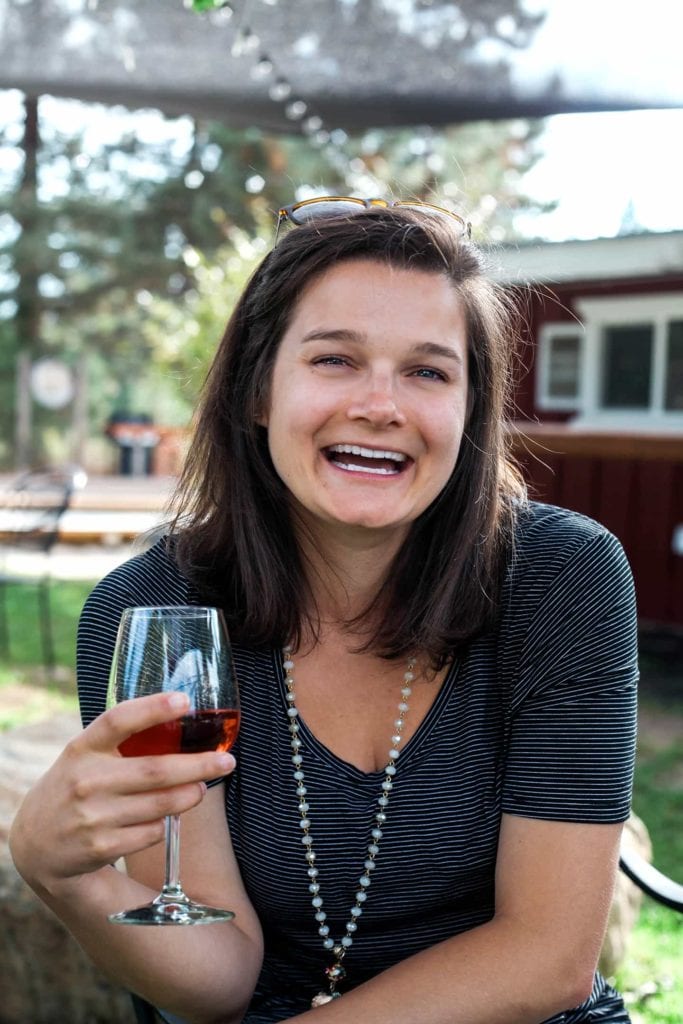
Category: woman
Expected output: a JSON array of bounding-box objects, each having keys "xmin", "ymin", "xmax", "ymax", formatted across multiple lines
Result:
[{"xmin": 10, "ymin": 199, "xmax": 638, "ymax": 1024}]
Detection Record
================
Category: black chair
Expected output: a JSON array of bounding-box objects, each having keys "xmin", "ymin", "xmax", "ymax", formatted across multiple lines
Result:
[
  {"xmin": 0, "ymin": 464, "xmax": 87, "ymax": 671},
  {"xmin": 619, "ymin": 843, "xmax": 683, "ymax": 913}
]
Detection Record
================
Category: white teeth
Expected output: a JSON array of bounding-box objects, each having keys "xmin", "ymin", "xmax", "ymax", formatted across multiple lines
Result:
[
  {"xmin": 328, "ymin": 444, "xmax": 407, "ymax": 462},
  {"xmin": 334, "ymin": 461, "xmax": 398, "ymax": 475}
]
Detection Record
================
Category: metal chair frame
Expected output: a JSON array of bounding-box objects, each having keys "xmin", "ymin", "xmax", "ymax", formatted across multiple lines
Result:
[{"xmin": 0, "ymin": 465, "xmax": 86, "ymax": 671}]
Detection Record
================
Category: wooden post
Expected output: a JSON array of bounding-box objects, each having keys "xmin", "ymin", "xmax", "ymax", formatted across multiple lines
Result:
[
  {"xmin": 15, "ymin": 353, "xmax": 32, "ymax": 469},
  {"xmin": 72, "ymin": 354, "xmax": 88, "ymax": 466}
]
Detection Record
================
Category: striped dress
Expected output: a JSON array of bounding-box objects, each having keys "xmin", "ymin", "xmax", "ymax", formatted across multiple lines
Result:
[{"xmin": 77, "ymin": 501, "xmax": 637, "ymax": 1023}]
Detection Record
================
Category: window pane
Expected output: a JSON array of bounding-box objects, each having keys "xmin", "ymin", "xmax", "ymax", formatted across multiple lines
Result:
[
  {"xmin": 601, "ymin": 325, "xmax": 653, "ymax": 408},
  {"xmin": 665, "ymin": 320, "xmax": 683, "ymax": 411},
  {"xmin": 547, "ymin": 334, "xmax": 581, "ymax": 399}
]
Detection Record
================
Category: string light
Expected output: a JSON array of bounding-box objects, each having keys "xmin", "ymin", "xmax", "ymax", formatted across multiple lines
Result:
[
  {"xmin": 285, "ymin": 100, "xmax": 308, "ymax": 121},
  {"xmin": 250, "ymin": 55, "xmax": 274, "ymax": 79},
  {"xmin": 189, "ymin": 0, "xmax": 381, "ymax": 184},
  {"xmin": 268, "ymin": 77, "xmax": 293, "ymax": 102}
]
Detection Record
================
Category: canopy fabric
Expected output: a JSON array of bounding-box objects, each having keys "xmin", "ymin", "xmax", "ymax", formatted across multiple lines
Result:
[{"xmin": 0, "ymin": 0, "xmax": 681, "ymax": 130}]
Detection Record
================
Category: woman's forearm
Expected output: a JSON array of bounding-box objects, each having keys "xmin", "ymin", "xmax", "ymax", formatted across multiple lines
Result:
[
  {"xmin": 288, "ymin": 913, "xmax": 592, "ymax": 1024},
  {"xmin": 25, "ymin": 863, "xmax": 262, "ymax": 1024}
]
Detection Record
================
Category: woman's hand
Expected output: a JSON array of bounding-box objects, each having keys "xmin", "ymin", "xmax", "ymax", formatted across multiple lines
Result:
[{"xmin": 9, "ymin": 692, "xmax": 235, "ymax": 895}]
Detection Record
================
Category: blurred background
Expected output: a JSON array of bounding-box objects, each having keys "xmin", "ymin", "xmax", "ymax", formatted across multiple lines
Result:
[{"xmin": 0, "ymin": 2, "xmax": 681, "ymax": 1021}]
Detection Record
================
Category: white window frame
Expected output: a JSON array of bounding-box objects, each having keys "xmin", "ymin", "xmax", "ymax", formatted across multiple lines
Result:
[
  {"xmin": 536, "ymin": 322, "xmax": 585, "ymax": 411},
  {"xmin": 574, "ymin": 292, "xmax": 683, "ymax": 430}
]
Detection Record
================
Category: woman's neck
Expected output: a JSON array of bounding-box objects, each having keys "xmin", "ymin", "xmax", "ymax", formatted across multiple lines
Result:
[{"xmin": 294, "ymin": 517, "xmax": 407, "ymax": 627}]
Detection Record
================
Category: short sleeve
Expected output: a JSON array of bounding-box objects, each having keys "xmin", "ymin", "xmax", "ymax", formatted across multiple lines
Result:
[
  {"xmin": 76, "ymin": 539, "xmax": 191, "ymax": 727},
  {"xmin": 501, "ymin": 520, "xmax": 638, "ymax": 824}
]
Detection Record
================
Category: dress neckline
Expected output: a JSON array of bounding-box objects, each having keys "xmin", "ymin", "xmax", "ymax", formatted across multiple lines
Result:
[{"xmin": 272, "ymin": 649, "xmax": 460, "ymax": 781}]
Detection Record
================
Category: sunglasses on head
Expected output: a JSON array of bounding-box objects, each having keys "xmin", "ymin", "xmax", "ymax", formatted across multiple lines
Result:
[{"xmin": 276, "ymin": 196, "xmax": 472, "ymax": 239}]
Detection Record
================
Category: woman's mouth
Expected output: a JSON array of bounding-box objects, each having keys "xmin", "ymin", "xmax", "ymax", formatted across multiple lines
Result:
[{"xmin": 324, "ymin": 444, "xmax": 409, "ymax": 476}]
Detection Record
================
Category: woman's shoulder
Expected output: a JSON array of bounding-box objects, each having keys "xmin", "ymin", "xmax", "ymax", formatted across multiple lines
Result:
[
  {"xmin": 505, "ymin": 499, "xmax": 632, "ymax": 603},
  {"xmin": 83, "ymin": 535, "xmax": 192, "ymax": 617},
  {"xmin": 511, "ymin": 499, "xmax": 624, "ymax": 567}
]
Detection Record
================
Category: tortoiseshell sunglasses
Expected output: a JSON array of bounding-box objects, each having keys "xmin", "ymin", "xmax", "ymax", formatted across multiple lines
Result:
[{"xmin": 276, "ymin": 196, "xmax": 472, "ymax": 240}]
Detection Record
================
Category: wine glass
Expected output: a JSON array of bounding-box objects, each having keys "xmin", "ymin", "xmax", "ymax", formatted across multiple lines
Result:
[{"xmin": 106, "ymin": 605, "xmax": 239, "ymax": 925}]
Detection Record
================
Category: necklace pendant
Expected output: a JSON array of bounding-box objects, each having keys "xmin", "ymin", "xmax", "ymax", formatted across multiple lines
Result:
[{"xmin": 311, "ymin": 990, "xmax": 341, "ymax": 1008}]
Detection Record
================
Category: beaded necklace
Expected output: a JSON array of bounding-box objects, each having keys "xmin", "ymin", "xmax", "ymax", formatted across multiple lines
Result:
[{"xmin": 282, "ymin": 646, "xmax": 416, "ymax": 1008}]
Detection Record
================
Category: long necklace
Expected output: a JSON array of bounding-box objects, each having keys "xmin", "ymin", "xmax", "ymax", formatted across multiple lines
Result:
[{"xmin": 282, "ymin": 646, "xmax": 416, "ymax": 1008}]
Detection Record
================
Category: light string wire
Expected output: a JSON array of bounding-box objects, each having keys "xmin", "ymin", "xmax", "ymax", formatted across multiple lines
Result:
[{"xmin": 188, "ymin": 0, "xmax": 349, "ymax": 160}]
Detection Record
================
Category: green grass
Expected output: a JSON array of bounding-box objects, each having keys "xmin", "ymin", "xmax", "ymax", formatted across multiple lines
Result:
[
  {"xmin": 613, "ymin": 684, "xmax": 683, "ymax": 1024},
  {"xmin": 0, "ymin": 579, "xmax": 91, "ymax": 727},
  {"xmin": 615, "ymin": 901, "xmax": 682, "ymax": 1024},
  {"xmin": 0, "ymin": 579, "xmax": 93, "ymax": 670}
]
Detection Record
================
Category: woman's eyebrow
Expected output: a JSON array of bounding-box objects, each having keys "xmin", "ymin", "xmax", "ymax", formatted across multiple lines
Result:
[
  {"xmin": 300, "ymin": 330, "xmax": 463, "ymax": 365},
  {"xmin": 301, "ymin": 328, "xmax": 365, "ymax": 345},
  {"xmin": 412, "ymin": 341, "xmax": 464, "ymax": 365}
]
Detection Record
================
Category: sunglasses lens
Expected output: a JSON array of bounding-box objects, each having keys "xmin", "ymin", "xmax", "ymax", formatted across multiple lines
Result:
[{"xmin": 288, "ymin": 198, "xmax": 367, "ymax": 225}]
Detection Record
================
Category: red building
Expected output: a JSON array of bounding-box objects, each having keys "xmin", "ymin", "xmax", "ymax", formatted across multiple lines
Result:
[{"xmin": 493, "ymin": 231, "xmax": 683, "ymax": 631}]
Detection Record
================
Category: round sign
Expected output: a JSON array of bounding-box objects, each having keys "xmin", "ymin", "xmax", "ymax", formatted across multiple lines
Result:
[{"xmin": 30, "ymin": 358, "xmax": 75, "ymax": 410}]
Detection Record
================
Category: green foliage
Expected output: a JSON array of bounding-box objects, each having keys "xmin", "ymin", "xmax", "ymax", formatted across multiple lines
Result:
[
  {"xmin": 139, "ymin": 228, "xmax": 269, "ymax": 408},
  {"xmin": 0, "ymin": 84, "xmax": 554, "ymax": 467}
]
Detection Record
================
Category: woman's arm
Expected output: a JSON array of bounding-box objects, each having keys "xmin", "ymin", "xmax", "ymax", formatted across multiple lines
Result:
[
  {"xmin": 286, "ymin": 813, "xmax": 622, "ymax": 1024},
  {"xmin": 9, "ymin": 693, "xmax": 263, "ymax": 1024}
]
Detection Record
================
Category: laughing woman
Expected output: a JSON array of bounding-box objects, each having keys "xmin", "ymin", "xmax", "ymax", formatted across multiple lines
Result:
[{"xmin": 10, "ymin": 200, "xmax": 637, "ymax": 1024}]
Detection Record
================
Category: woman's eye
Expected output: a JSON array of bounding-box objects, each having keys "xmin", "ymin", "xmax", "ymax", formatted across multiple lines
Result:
[
  {"xmin": 312, "ymin": 355, "xmax": 349, "ymax": 367},
  {"xmin": 411, "ymin": 366, "xmax": 448, "ymax": 382}
]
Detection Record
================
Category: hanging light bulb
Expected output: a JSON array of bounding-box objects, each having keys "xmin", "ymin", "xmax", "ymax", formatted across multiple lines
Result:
[
  {"xmin": 209, "ymin": 3, "xmax": 234, "ymax": 25},
  {"xmin": 232, "ymin": 26, "xmax": 260, "ymax": 57},
  {"xmin": 285, "ymin": 100, "xmax": 308, "ymax": 120},
  {"xmin": 302, "ymin": 115, "xmax": 324, "ymax": 134},
  {"xmin": 268, "ymin": 77, "xmax": 293, "ymax": 102},
  {"xmin": 251, "ymin": 55, "xmax": 274, "ymax": 79},
  {"xmin": 329, "ymin": 128, "xmax": 348, "ymax": 147}
]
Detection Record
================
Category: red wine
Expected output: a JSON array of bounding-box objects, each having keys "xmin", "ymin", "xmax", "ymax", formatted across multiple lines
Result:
[{"xmin": 119, "ymin": 709, "xmax": 240, "ymax": 757}]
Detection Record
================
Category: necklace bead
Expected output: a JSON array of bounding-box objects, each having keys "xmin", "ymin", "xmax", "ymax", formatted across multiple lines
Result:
[{"xmin": 282, "ymin": 646, "xmax": 415, "ymax": 1007}]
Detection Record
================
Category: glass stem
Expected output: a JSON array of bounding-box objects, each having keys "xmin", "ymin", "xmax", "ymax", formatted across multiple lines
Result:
[{"xmin": 160, "ymin": 814, "xmax": 186, "ymax": 901}]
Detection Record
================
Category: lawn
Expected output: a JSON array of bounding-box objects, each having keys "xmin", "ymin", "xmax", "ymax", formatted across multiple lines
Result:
[
  {"xmin": 0, "ymin": 580, "xmax": 93, "ymax": 728},
  {"xmin": 615, "ymin": 664, "xmax": 683, "ymax": 1024},
  {"xmin": 1, "ymin": 580, "xmax": 681, "ymax": 1022}
]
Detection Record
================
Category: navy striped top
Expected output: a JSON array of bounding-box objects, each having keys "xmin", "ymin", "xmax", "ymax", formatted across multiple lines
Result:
[{"xmin": 77, "ymin": 502, "xmax": 638, "ymax": 1024}]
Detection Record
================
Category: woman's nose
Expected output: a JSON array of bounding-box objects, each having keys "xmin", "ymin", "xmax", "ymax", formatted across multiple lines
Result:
[{"xmin": 346, "ymin": 376, "xmax": 407, "ymax": 427}]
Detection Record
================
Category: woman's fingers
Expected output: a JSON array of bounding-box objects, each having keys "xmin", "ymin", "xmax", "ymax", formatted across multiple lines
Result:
[
  {"xmin": 67, "ymin": 692, "xmax": 235, "ymax": 793},
  {"xmin": 82, "ymin": 691, "xmax": 190, "ymax": 753},
  {"xmin": 67, "ymin": 783, "xmax": 210, "ymax": 867},
  {"xmin": 11, "ymin": 692, "xmax": 236, "ymax": 885}
]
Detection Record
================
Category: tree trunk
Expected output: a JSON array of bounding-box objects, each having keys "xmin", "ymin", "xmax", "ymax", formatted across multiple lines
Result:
[{"xmin": 14, "ymin": 94, "xmax": 42, "ymax": 467}]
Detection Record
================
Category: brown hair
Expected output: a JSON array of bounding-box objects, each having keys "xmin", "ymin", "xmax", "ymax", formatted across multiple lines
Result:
[{"xmin": 171, "ymin": 207, "xmax": 525, "ymax": 665}]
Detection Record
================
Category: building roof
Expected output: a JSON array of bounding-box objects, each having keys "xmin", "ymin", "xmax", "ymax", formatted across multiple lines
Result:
[{"xmin": 488, "ymin": 230, "xmax": 683, "ymax": 286}]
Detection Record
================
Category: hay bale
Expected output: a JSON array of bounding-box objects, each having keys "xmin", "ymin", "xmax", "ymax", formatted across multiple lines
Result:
[{"xmin": 0, "ymin": 714, "xmax": 133, "ymax": 1024}]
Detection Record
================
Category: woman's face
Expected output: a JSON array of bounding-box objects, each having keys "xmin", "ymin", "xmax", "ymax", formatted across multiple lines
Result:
[{"xmin": 260, "ymin": 258, "xmax": 469, "ymax": 545}]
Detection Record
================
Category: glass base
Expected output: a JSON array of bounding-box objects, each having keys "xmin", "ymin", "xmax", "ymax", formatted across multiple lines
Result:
[{"xmin": 109, "ymin": 898, "xmax": 235, "ymax": 926}]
